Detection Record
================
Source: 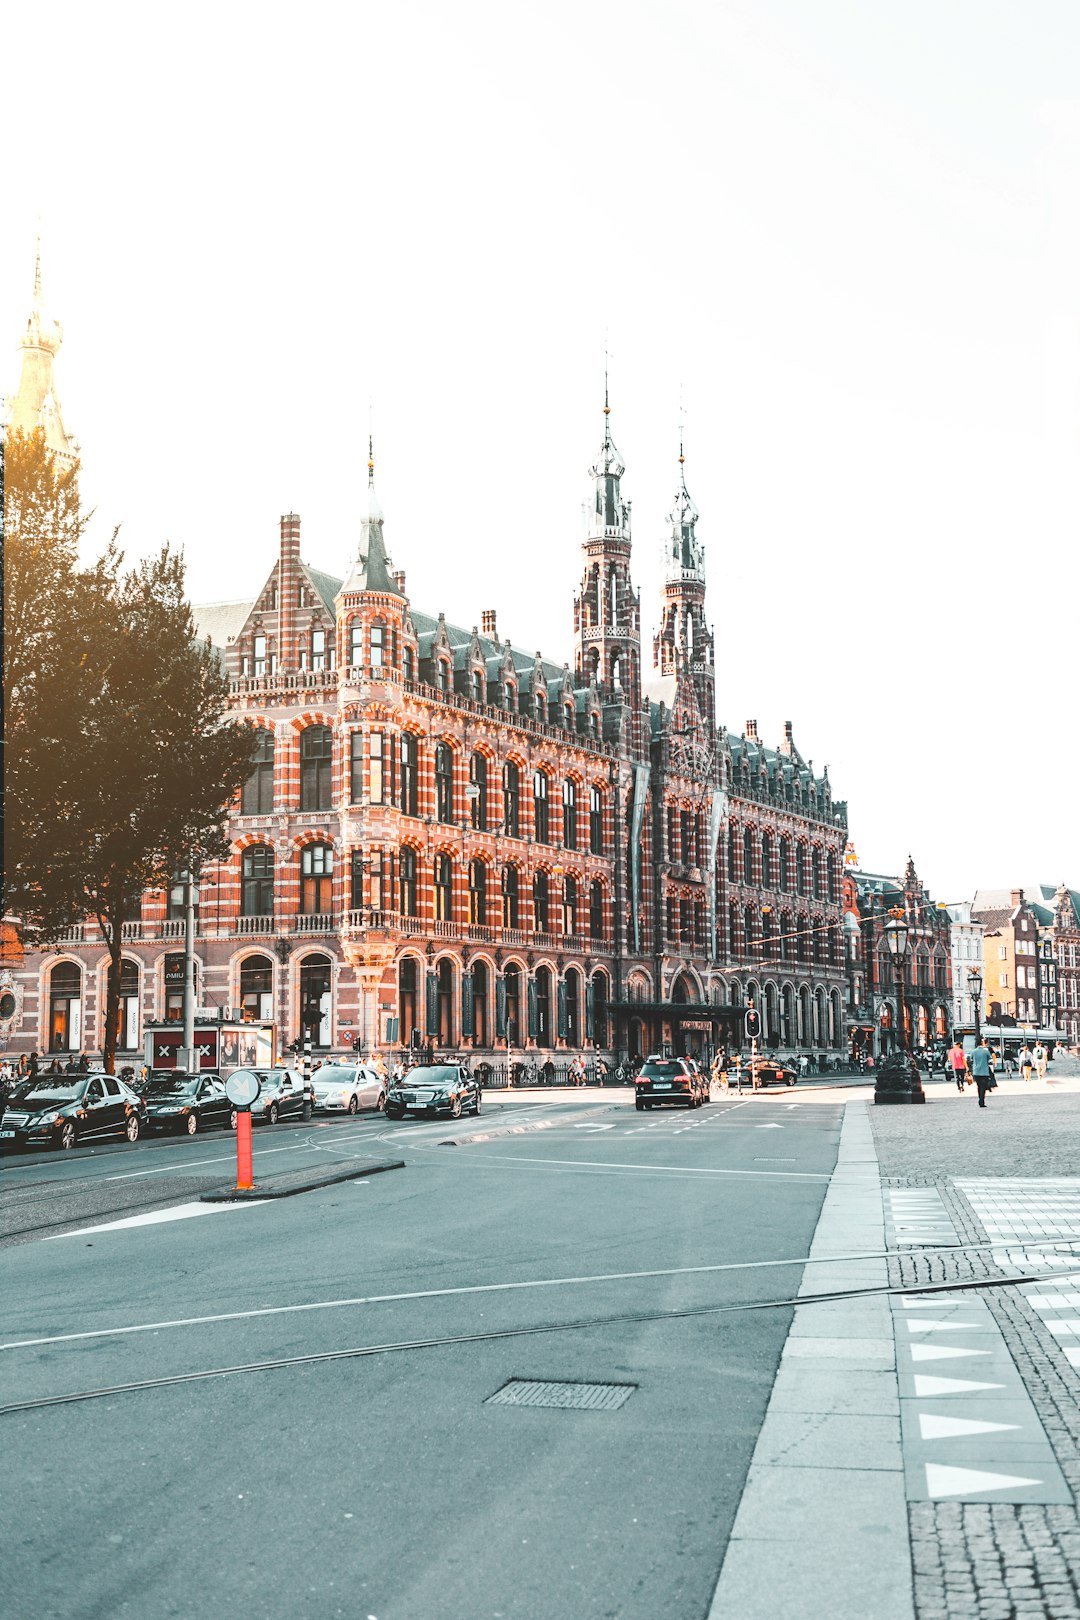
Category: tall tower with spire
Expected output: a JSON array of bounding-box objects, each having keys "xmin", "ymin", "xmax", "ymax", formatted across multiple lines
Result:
[
  {"xmin": 572, "ymin": 387, "xmax": 642, "ymax": 743},
  {"xmin": 335, "ymin": 438, "xmax": 407, "ymax": 672},
  {"xmin": 7, "ymin": 246, "xmax": 76, "ymax": 463},
  {"xmin": 653, "ymin": 442, "xmax": 715, "ymax": 727}
]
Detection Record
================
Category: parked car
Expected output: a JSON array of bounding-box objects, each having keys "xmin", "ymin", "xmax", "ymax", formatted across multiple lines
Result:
[
  {"xmin": 384, "ymin": 1065, "xmax": 480, "ymax": 1120},
  {"xmin": 634, "ymin": 1056, "xmax": 703, "ymax": 1111},
  {"xmin": 311, "ymin": 1063, "xmax": 386, "ymax": 1115},
  {"xmin": 0, "ymin": 1073, "xmax": 148, "ymax": 1151},
  {"xmin": 234, "ymin": 1068, "xmax": 314, "ymax": 1126},
  {"xmin": 748, "ymin": 1057, "xmax": 798, "ymax": 1088},
  {"xmin": 143, "ymin": 1073, "xmax": 232, "ymax": 1134}
]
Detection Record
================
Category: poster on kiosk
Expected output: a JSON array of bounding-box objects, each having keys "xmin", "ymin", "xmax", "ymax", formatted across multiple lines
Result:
[{"xmin": 143, "ymin": 1021, "xmax": 276, "ymax": 1075}]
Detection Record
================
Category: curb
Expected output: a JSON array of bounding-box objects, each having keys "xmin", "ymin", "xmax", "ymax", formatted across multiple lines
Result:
[
  {"xmin": 199, "ymin": 1157, "xmax": 405, "ymax": 1202},
  {"xmin": 438, "ymin": 1119, "xmax": 565, "ymax": 1147}
]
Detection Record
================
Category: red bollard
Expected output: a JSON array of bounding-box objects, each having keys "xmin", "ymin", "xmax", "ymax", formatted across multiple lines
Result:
[{"xmin": 236, "ymin": 1108, "xmax": 254, "ymax": 1190}]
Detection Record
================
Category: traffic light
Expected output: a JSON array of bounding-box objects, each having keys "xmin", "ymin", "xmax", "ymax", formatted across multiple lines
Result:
[
  {"xmin": 744, "ymin": 1006, "xmax": 761, "ymax": 1041},
  {"xmin": 353, "ymin": 1035, "xmax": 363, "ymax": 1053}
]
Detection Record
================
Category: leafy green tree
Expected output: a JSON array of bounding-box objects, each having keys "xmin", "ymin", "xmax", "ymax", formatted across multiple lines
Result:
[{"xmin": 4, "ymin": 429, "xmax": 258, "ymax": 1072}]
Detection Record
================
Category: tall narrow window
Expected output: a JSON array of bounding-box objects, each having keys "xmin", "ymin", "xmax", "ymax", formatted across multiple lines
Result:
[
  {"xmin": 470, "ymin": 753, "xmax": 488, "ymax": 831},
  {"xmin": 589, "ymin": 785, "xmax": 604, "ymax": 855},
  {"xmin": 311, "ymin": 628, "xmax": 327, "ymax": 671},
  {"xmin": 49, "ymin": 962, "xmax": 82, "ymax": 1052},
  {"xmin": 503, "ymin": 761, "xmax": 520, "ymax": 837},
  {"xmin": 242, "ymin": 728, "xmax": 274, "ymax": 815},
  {"xmin": 370, "ymin": 622, "xmax": 385, "ymax": 669},
  {"xmin": 349, "ymin": 732, "xmax": 363, "ymax": 803},
  {"xmin": 562, "ymin": 874, "xmax": 578, "ymax": 936},
  {"xmin": 399, "ymin": 848, "xmax": 418, "ymax": 916},
  {"xmin": 403, "ymin": 646, "xmax": 415, "ymax": 682},
  {"xmin": 239, "ymin": 955, "xmax": 273, "ymax": 1023},
  {"xmin": 398, "ymin": 958, "xmax": 418, "ymax": 1047},
  {"xmin": 400, "ymin": 733, "xmax": 418, "ymax": 816},
  {"xmin": 300, "ymin": 844, "xmax": 333, "ymax": 914},
  {"xmin": 502, "ymin": 865, "xmax": 519, "ymax": 928},
  {"xmin": 533, "ymin": 770, "xmax": 550, "ymax": 843},
  {"xmin": 300, "ymin": 726, "xmax": 333, "ymax": 812},
  {"xmin": 562, "ymin": 779, "xmax": 578, "ymax": 850},
  {"xmin": 117, "ymin": 960, "xmax": 140, "ymax": 1051},
  {"xmin": 761, "ymin": 832, "xmax": 772, "ymax": 889},
  {"xmin": 241, "ymin": 846, "xmax": 274, "ymax": 916},
  {"xmin": 533, "ymin": 869, "xmax": 550, "ymax": 932},
  {"xmin": 369, "ymin": 732, "xmax": 385, "ymax": 805},
  {"xmin": 434, "ymin": 853, "xmax": 453, "ymax": 922},
  {"xmin": 253, "ymin": 634, "xmax": 267, "ymax": 677},
  {"xmin": 469, "ymin": 859, "xmax": 487, "ymax": 927},
  {"xmin": 349, "ymin": 623, "xmax": 364, "ymax": 668},
  {"xmin": 435, "ymin": 741, "xmax": 454, "ymax": 823},
  {"xmin": 589, "ymin": 879, "xmax": 604, "ymax": 940}
]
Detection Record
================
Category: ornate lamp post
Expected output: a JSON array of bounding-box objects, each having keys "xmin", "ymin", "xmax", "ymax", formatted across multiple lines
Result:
[
  {"xmin": 874, "ymin": 910, "xmax": 924, "ymax": 1104},
  {"xmin": 968, "ymin": 966, "xmax": 983, "ymax": 1046}
]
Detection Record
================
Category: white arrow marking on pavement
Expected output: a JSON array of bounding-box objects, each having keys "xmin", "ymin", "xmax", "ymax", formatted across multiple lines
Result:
[
  {"xmin": 46, "ymin": 1201, "xmax": 268, "ymax": 1238},
  {"xmin": 754, "ymin": 1123, "xmax": 785, "ymax": 1130},
  {"xmin": 925, "ymin": 1463, "xmax": 1042, "ymax": 1499},
  {"xmin": 913, "ymin": 1375, "xmax": 1005, "ymax": 1397},
  {"xmin": 910, "ymin": 1344, "xmax": 990, "ymax": 1362},
  {"xmin": 571, "ymin": 1123, "xmax": 615, "ymax": 1130},
  {"xmin": 918, "ymin": 1413, "xmax": 1021, "ymax": 1441},
  {"xmin": 905, "ymin": 1321, "xmax": 981, "ymax": 1334}
]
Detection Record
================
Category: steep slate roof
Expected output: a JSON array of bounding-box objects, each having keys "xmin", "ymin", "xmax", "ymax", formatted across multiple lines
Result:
[
  {"xmin": 191, "ymin": 600, "xmax": 253, "ymax": 647},
  {"xmin": 1028, "ymin": 884, "xmax": 1080, "ymax": 927},
  {"xmin": 305, "ymin": 567, "xmax": 343, "ymax": 615}
]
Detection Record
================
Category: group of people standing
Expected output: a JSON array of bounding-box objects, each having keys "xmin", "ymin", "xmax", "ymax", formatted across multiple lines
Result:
[{"xmin": 945, "ymin": 1038, "xmax": 1050, "ymax": 1107}]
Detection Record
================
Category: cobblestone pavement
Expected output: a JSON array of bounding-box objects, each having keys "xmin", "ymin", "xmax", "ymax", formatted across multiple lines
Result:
[{"xmin": 871, "ymin": 1055, "xmax": 1080, "ymax": 1617}]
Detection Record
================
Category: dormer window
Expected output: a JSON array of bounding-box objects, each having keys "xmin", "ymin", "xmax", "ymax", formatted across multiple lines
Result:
[
  {"xmin": 436, "ymin": 660, "xmax": 449, "ymax": 692},
  {"xmin": 535, "ymin": 691, "xmax": 546, "ymax": 721},
  {"xmin": 403, "ymin": 646, "xmax": 415, "ymax": 682},
  {"xmin": 312, "ymin": 629, "xmax": 327, "ymax": 671},
  {"xmin": 471, "ymin": 669, "xmax": 484, "ymax": 702},
  {"xmin": 253, "ymin": 634, "xmax": 267, "ymax": 678}
]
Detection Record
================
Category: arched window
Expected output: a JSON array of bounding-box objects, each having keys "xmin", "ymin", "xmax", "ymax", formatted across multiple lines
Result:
[
  {"xmin": 494, "ymin": 866, "xmax": 515, "ymax": 932},
  {"xmin": 403, "ymin": 645, "xmax": 415, "ymax": 683},
  {"xmin": 779, "ymin": 837, "xmax": 791, "ymax": 892},
  {"xmin": 369, "ymin": 620, "xmax": 385, "ymax": 670},
  {"xmin": 564, "ymin": 968, "xmax": 581, "ymax": 1045},
  {"xmin": 729, "ymin": 902, "xmax": 740, "ymax": 956},
  {"xmin": 468, "ymin": 859, "xmax": 487, "ymax": 927},
  {"xmin": 299, "ymin": 954, "xmax": 332, "ymax": 1047},
  {"xmin": 533, "ymin": 770, "xmax": 550, "ymax": 843},
  {"xmin": 399, "ymin": 957, "xmax": 419, "ymax": 1047},
  {"xmin": 562, "ymin": 875, "xmax": 578, "ymax": 936},
  {"xmin": 241, "ymin": 846, "xmax": 274, "ymax": 917},
  {"xmin": 349, "ymin": 621, "xmax": 364, "ymax": 668},
  {"xmin": 589, "ymin": 879, "xmax": 604, "ymax": 940},
  {"xmin": 591, "ymin": 972, "xmax": 609, "ymax": 1047},
  {"xmin": 300, "ymin": 725, "xmax": 333, "ymax": 812},
  {"xmin": 471, "ymin": 959, "xmax": 490, "ymax": 1047},
  {"xmin": 435, "ymin": 741, "xmax": 454, "ymax": 823},
  {"xmin": 242, "ymin": 728, "xmax": 274, "ymax": 815},
  {"xmin": 728, "ymin": 829, "xmax": 738, "ymax": 883},
  {"xmin": 504, "ymin": 962, "xmax": 522, "ymax": 1045},
  {"xmin": 744, "ymin": 906, "xmax": 757, "ymax": 957},
  {"xmin": 300, "ymin": 844, "xmax": 333, "ymax": 914},
  {"xmin": 433, "ymin": 853, "xmax": 453, "ymax": 922},
  {"xmin": 436, "ymin": 958, "xmax": 454, "ymax": 1044},
  {"xmin": 761, "ymin": 832, "xmax": 773, "ymax": 889},
  {"xmin": 535, "ymin": 689, "xmax": 547, "ymax": 722},
  {"xmin": 470, "ymin": 753, "xmax": 488, "ymax": 831},
  {"xmin": 827, "ymin": 852, "xmax": 838, "ymax": 902},
  {"xmin": 589, "ymin": 785, "xmax": 604, "ymax": 855},
  {"xmin": 812, "ymin": 848, "xmax": 823, "ymax": 900},
  {"xmin": 743, "ymin": 828, "xmax": 754, "ymax": 884},
  {"xmin": 400, "ymin": 733, "xmax": 419, "ymax": 817},
  {"xmin": 503, "ymin": 761, "xmax": 520, "ymax": 837},
  {"xmin": 471, "ymin": 667, "xmax": 484, "ymax": 702},
  {"xmin": 533, "ymin": 870, "xmax": 551, "ymax": 933},
  {"xmin": 562, "ymin": 779, "xmax": 578, "ymax": 850},
  {"xmin": 435, "ymin": 659, "xmax": 449, "ymax": 693},
  {"xmin": 239, "ymin": 954, "xmax": 273, "ymax": 1022},
  {"xmin": 399, "ymin": 848, "xmax": 418, "ymax": 917},
  {"xmin": 117, "ymin": 960, "xmax": 140, "ymax": 1050},
  {"xmin": 796, "ymin": 843, "xmax": 807, "ymax": 895}
]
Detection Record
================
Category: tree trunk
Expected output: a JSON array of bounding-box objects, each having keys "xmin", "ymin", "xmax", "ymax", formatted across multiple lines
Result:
[{"xmin": 99, "ymin": 909, "xmax": 124, "ymax": 1076}]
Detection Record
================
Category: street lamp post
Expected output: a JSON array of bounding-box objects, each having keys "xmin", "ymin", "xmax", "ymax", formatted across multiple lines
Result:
[
  {"xmin": 968, "ymin": 966, "xmax": 983, "ymax": 1049},
  {"xmin": 874, "ymin": 911, "xmax": 925, "ymax": 1104}
]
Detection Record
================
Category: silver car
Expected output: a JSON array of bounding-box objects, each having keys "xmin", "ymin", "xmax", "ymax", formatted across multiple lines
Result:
[{"xmin": 311, "ymin": 1063, "xmax": 387, "ymax": 1115}]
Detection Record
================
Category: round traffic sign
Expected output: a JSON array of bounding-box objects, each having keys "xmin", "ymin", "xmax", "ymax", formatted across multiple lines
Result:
[{"xmin": 225, "ymin": 1070, "xmax": 261, "ymax": 1107}]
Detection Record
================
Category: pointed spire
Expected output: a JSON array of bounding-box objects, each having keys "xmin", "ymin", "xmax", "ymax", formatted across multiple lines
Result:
[
  {"xmin": 339, "ymin": 437, "xmax": 400, "ymax": 595},
  {"xmin": 8, "ymin": 240, "xmax": 74, "ymax": 459},
  {"xmin": 588, "ymin": 376, "xmax": 628, "ymax": 534},
  {"xmin": 665, "ymin": 439, "xmax": 704, "ymax": 581}
]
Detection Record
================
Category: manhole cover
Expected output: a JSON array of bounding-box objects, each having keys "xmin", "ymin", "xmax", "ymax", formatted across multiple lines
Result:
[{"xmin": 486, "ymin": 1379, "xmax": 636, "ymax": 1411}]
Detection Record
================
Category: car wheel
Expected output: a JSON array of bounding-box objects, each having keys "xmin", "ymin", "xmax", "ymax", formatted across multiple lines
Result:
[
  {"xmin": 635, "ymin": 1099, "xmax": 645, "ymax": 1112},
  {"xmin": 348, "ymin": 1096, "xmax": 358, "ymax": 1115},
  {"xmin": 377, "ymin": 1092, "xmax": 386, "ymax": 1112},
  {"xmin": 302, "ymin": 1101, "xmax": 313, "ymax": 1120},
  {"xmin": 787, "ymin": 1077, "xmax": 796, "ymax": 1087},
  {"xmin": 126, "ymin": 1115, "xmax": 141, "ymax": 1143},
  {"xmin": 268, "ymin": 1102, "xmax": 279, "ymax": 1125},
  {"xmin": 473, "ymin": 1091, "xmax": 482, "ymax": 1115},
  {"xmin": 385, "ymin": 1104, "xmax": 404, "ymax": 1120},
  {"xmin": 184, "ymin": 1113, "xmax": 198, "ymax": 1135},
  {"xmin": 450, "ymin": 1097, "xmax": 462, "ymax": 1120},
  {"xmin": 60, "ymin": 1121, "xmax": 77, "ymax": 1150}
]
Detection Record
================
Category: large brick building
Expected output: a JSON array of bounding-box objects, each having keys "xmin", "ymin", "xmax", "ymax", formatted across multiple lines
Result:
[{"xmin": 3, "ymin": 278, "xmax": 850, "ymax": 1068}]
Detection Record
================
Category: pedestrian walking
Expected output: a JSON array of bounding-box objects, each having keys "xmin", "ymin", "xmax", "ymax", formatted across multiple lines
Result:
[
  {"xmin": 595, "ymin": 1056, "xmax": 608, "ymax": 1086},
  {"xmin": 29, "ymin": 1051, "xmax": 40, "ymax": 1078},
  {"xmin": 1034, "ymin": 1042, "xmax": 1048, "ymax": 1082},
  {"xmin": 1019, "ymin": 1044, "xmax": 1033, "ymax": 1082},
  {"xmin": 946, "ymin": 1039, "xmax": 968, "ymax": 1091},
  {"xmin": 969, "ymin": 1039, "xmax": 996, "ymax": 1108}
]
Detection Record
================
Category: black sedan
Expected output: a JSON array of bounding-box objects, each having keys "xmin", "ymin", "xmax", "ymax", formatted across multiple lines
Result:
[
  {"xmin": 749, "ymin": 1058, "xmax": 798, "ymax": 1088},
  {"xmin": 384, "ymin": 1065, "xmax": 480, "ymax": 1120},
  {"xmin": 0, "ymin": 1073, "xmax": 148, "ymax": 1151},
  {"xmin": 142, "ymin": 1073, "xmax": 232, "ymax": 1134}
]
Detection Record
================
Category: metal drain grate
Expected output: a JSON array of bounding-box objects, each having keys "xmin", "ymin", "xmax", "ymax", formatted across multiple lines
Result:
[{"xmin": 486, "ymin": 1379, "xmax": 636, "ymax": 1411}]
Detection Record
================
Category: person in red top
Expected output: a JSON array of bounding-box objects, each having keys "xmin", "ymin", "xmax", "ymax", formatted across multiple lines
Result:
[{"xmin": 947, "ymin": 1039, "xmax": 968, "ymax": 1092}]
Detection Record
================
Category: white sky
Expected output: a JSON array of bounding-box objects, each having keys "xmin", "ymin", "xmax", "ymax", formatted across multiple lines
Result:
[{"xmin": 4, "ymin": 0, "xmax": 1077, "ymax": 904}]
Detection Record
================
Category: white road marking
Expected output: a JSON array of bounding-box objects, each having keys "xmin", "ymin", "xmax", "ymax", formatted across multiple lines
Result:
[
  {"xmin": 918, "ymin": 1413, "xmax": 1020, "ymax": 1440},
  {"xmin": 912, "ymin": 1375, "xmax": 1004, "ymax": 1397},
  {"xmin": 413, "ymin": 1150, "xmax": 829, "ymax": 1180},
  {"xmin": 44, "ymin": 1201, "xmax": 268, "ymax": 1237},
  {"xmin": 909, "ymin": 1344, "xmax": 990, "ymax": 1362},
  {"xmin": 105, "ymin": 1142, "xmax": 319, "ymax": 1180},
  {"xmin": 925, "ymin": 1463, "xmax": 1042, "ymax": 1498}
]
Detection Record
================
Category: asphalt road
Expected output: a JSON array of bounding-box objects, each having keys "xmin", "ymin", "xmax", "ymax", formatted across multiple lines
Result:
[{"xmin": 4, "ymin": 1089, "xmax": 843, "ymax": 1620}]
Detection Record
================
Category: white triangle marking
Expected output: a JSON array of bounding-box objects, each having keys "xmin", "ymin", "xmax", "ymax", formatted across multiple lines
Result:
[
  {"xmin": 910, "ymin": 1344, "xmax": 990, "ymax": 1362},
  {"xmin": 913, "ymin": 1376, "xmax": 1005, "ymax": 1396},
  {"xmin": 925, "ymin": 1463, "xmax": 1042, "ymax": 1498},
  {"xmin": 918, "ymin": 1413, "xmax": 1021, "ymax": 1440},
  {"xmin": 906, "ymin": 1320, "xmax": 980, "ymax": 1334}
]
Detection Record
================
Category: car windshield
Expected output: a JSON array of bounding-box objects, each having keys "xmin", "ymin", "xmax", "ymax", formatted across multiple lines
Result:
[
  {"xmin": 640, "ymin": 1061, "xmax": 683, "ymax": 1077},
  {"xmin": 145, "ymin": 1079, "xmax": 197, "ymax": 1097},
  {"xmin": 15, "ymin": 1081, "xmax": 85, "ymax": 1104},
  {"xmin": 399, "ymin": 1067, "xmax": 458, "ymax": 1086},
  {"xmin": 313, "ymin": 1067, "xmax": 358, "ymax": 1086}
]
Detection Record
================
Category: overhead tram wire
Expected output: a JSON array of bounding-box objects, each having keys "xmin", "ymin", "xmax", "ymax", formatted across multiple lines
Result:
[{"xmin": 7, "ymin": 1260, "xmax": 1080, "ymax": 1419}]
